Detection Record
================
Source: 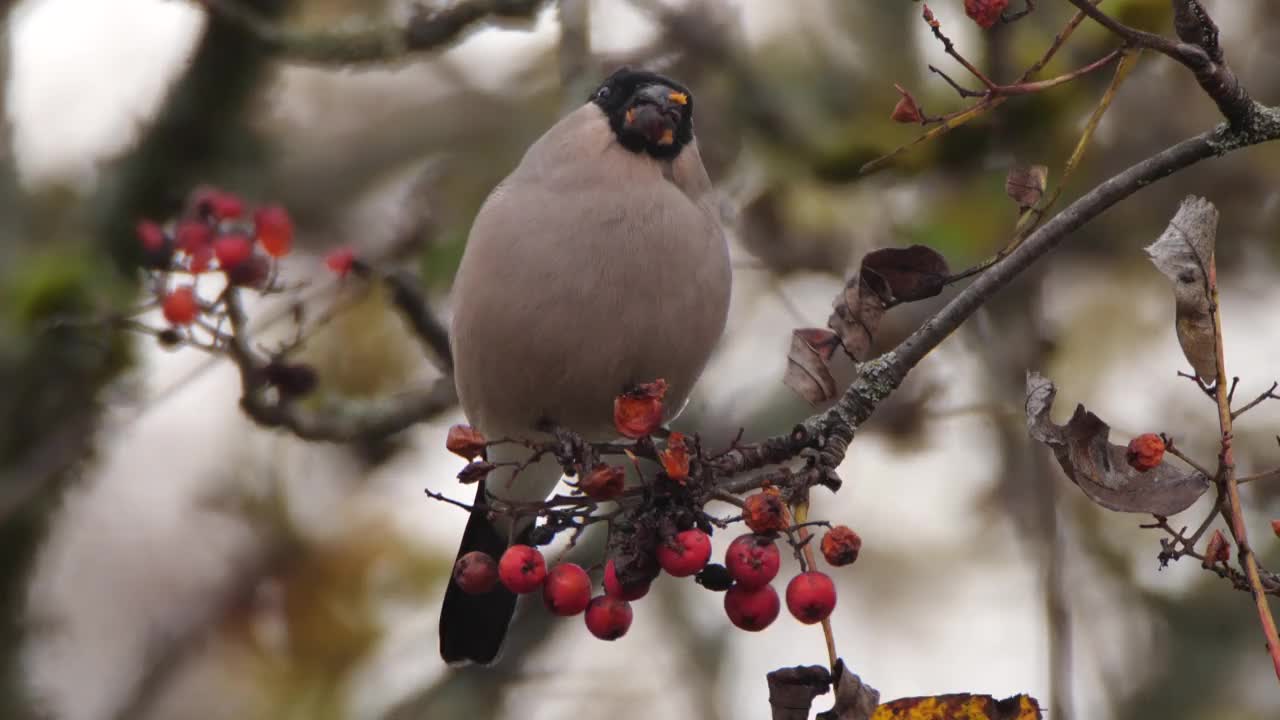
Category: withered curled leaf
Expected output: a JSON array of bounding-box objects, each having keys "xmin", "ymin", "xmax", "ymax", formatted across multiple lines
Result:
[
  {"xmin": 1026, "ymin": 372, "xmax": 1210, "ymax": 515},
  {"xmin": 784, "ymin": 328, "xmax": 842, "ymax": 404},
  {"xmin": 1005, "ymin": 164, "xmax": 1048, "ymax": 210},
  {"xmin": 827, "ymin": 246, "xmax": 950, "ymax": 362},
  {"xmin": 1145, "ymin": 196, "xmax": 1218, "ymax": 380}
]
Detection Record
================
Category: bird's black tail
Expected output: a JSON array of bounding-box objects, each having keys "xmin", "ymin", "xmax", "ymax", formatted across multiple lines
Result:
[{"xmin": 439, "ymin": 480, "xmax": 519, "ymax": 665}]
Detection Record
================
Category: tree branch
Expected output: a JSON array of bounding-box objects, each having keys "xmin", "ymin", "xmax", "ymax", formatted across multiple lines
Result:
[
  {"xmin": 199, "ymin": 0, "xmax": 550, "ymax": 64},
  {"xmin": 719, "ymin": 103, "xmax": 1280, "ymax": 485}
]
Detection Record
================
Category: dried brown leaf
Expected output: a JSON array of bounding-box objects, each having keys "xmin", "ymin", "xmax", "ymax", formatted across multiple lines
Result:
[
  {"xmin": 785, "ymin": 328, "xmax": 841, "ymax": 404},
  {"xmin": 1005, "ymin": 165, "xmax": 1048, "ymax": 210},
  {"xmin": 827, "ymin": 246, "xmax": 950, "ymax": 361},
  {"xmin": 1026, "ymin": 372, "xmax": 1210, "ymax": 515},
  {"xmin": 1145, "ymin": 196, "xmax": 1218, "ymax": 380}
]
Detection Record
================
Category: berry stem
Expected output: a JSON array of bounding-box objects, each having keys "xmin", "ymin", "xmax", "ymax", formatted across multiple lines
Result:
[{"xmin": 791, "ymin": 501, "xmax": 837, "ymax": 669}]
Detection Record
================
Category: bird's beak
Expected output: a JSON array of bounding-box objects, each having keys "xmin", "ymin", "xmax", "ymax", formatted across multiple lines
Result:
[{"xmin": 623, "ymin": 85, "xmax": 686, "ymax": 146}]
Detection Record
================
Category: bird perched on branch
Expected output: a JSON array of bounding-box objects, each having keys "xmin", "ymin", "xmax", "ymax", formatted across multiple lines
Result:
[{"xmin": 439, "ymin": 68, "xmax": 732, "ymax": 665}]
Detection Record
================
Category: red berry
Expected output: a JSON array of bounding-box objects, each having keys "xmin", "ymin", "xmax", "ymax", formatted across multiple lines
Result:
[
  {"xmin": 581, "ymin": 464, "xmax": 625, "ymax": 500},
  {"xmin": 743, "ymin": 491, "xmax": 788, "ymax": 534},
  {"xmin": 325, "ymin": 247, "xmax": 356, "ymax": 277},
  {"xmin": 453, "ymin": 551, "xmax": 499, "ymax": 595},
  {"xmin": 214, "ymin": 234, "xmax": 253, "ymax": 271},
  {"xmin": 584, "ymin": 595, "xmax": 633, "ymax": 640},
  {"xmin": 162, "ymin": 287, "xmax": 199, "ymax": 326},
  {"xmin": 725, "ymin": 534, "xmax": 780, "ymax": 589},
  {"xmin": 188, "ymin": 245, "xmax": 214, "ymax": 274},
  {"xmin": 542, "ymin": 563, "xmax": 591, "ymax": 616},
  {"xmin": 136, "ymin": 220, "xmax": 165, "ymax": 252},
  {"xmin": 192, "ymin": 186, "xmax": 244, "ymax": 220},
  {"xmin": 1126, "ymin": 433, "xmax": 1165, "ymax": 472},
  {"xmin": 254, "ymin": 205, "xmax": 294, "ymax": 258},
  {"xmin": 656, "ymin": 529, "xmax": 712, "ymax": 577},
  {"xmin": 498, "ymin": 545, "xmax": 546, "ymax": 594},
  {"xmin": 723, "ymin": 583, "xmax": 779, "ymax": 631},
  {"xmin": 821, "ymin": 526, "xmax": 862, "ymax": 567},
  {"xmin": 176, "ymin": 220, "xmax": 212, "ymax": 255},
  {"xmin": 604, "ymin": 558, "xmax": 651, "ymax": 601},
  {"xmin": 785, "ymin": 571, "xmax": 836, "ymax": 624},
  {"xmin": 445, "ymin": 424, "xmax": 487, "ymax": 460}
]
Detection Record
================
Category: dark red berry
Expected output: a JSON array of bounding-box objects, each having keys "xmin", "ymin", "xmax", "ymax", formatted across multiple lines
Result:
[
  {"xmin": 137, "ymin": 220, "xmax": 173, "ymax": 269},
  {"xmin": 176, "ymin": 220, "xmax": 212, "ymax": 255},
  {"xmin": 694, "ymin": 563, "xmax": 734, "ymax": 592},
  {"xmin": 725, "ymin": 534, "xmax": 781, "ymax": 589},
  {"xmin": 724, "ymin": 583, "xmax": 779, "ymax": 631},
  {"xmin": 604, "ymin": 558, "xmax": 651, "ymax": 601},
  {"xmin": 498, "ymin": 545, "xmax": 546, "ymax": 594},
  {"xmin": 785, "ymin": 571, "xmax": 837, "ymax": 624},
  {"xmin": 584, "ymin": 595, "xmax": 633, "ymax": 640},
  {"xmin": 656, "ymin": 529, "xmax": 712, "ymax": 577},
  {"xmin": 192, "ymin": 186, "xmax": 244, "ymax": 220},
  {"xmin": 543, "ymin": 563, "xmax": 591, "ymax": 616},
  {"xmin": 453, "ymin": 551, "xmax": 499, "ymax": 595},
  {"xmin": 581, "ymin": 464, "xmax": 625, "ymax": 500}
]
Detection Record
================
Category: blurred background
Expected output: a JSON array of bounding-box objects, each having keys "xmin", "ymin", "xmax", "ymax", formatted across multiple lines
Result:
[{"xmin": 2, "ymin": 0, "xmax": 1280, "ymax": 718}]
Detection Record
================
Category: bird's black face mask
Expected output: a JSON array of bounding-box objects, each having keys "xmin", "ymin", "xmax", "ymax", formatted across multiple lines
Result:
[{"xmin": 591, "ymin": 68, "xmax": 694, "ymax": 160}]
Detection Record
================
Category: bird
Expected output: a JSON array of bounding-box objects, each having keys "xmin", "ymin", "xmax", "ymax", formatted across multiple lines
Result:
[{"xmin": 438, "ymin": 68, "xmax": 732, "ymax": 665}]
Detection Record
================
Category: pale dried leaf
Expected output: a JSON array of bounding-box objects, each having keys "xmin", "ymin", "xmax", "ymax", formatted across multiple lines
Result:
[
  {"xmin": 817, "ymin": 661, "xmax": 880, "ymax": 720},
  {"xmin": 1145, "ymin": 196, "xmax": 1218, "ymax": 379},
  {"xmin": 1005, "ymin": 164, "xmax": 1048, "ymax": 210},
  {"xmin": 784, "ymin": 328, "xmax": 841, "ymax": 404},
  {"xmin": 1026, "ymin": 373, "xmax": 1210, "ymax": 515}
]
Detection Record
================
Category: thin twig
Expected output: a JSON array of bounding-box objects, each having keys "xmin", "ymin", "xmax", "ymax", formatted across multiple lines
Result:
[{"xmin": 1206, "ymin": 254, "xmax": 1280, "ymax": 682}]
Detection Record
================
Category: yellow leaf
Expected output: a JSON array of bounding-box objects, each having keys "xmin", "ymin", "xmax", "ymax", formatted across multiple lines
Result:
[{"xmin": 871, "ymin": 693, "xmax": 1042, "ymax": 720}]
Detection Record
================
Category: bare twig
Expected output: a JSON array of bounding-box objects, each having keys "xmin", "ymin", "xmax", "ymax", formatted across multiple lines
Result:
[{"xmin": 1231, "ymin": 381, "xmax": 1279, "ymax": 420}]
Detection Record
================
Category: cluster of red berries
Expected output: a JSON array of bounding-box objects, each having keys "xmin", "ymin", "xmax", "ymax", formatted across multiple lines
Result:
[
  {"xmin": 451, "ymin": 517, "xmax": 862, "ymax": 639},
  {"xmin": 136, "ymin": 186, "xmax": 360, "ymax": 328}
]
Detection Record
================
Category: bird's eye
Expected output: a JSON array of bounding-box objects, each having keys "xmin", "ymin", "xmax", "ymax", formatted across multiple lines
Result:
[{"xmin": 596, "ymin": 86, "xmax": 611, "ymax": 100}]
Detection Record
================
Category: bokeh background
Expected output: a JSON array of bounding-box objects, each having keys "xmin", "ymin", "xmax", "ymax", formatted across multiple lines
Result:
[{"xmin": 2, "ymin": 0, "xmax": 1280, "ymax": 718}]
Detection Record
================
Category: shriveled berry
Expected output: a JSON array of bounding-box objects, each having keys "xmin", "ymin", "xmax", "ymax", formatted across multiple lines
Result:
[
  {"xmin": 453, "ymin": 551, "xmax": 499, "ymax": 595},
  {"xmin": 725, "ymin": 534, "xmax": 781, "ymax": 589},
  {"xmin": 659, "ymin": 432, "xmax": 691, "ymax": 483},
  {"xmin": 656, "ymin": 529, "xmax": 712, "ymax": 577},
  {"xmin": 581, "ymin": 464, "xmax": 625, "ymax": 500},
  {"xmin": 214, "ymin": 234, "xmax": 253, "ymax": 271},
  {"xmin": 325, "ymin": 247, "xmax": 357, "ymax": 277},
  {"xmin": 456, "ymin": 460, "xmax": 495, "ymax": 485},
  {"xmin": 261, "ymin": 361, "xmax": 318, "ymax": 398},
  {"xmin": 724, "ymin": 583, "xmax": 779, "ymax": 631},
  {"xmin": 890, "ymin": 85, "xmax": 924, "ymax": 124},
  {"xmin": 613, "ymin": 378, "xmax": 667, "ymax": 438},
  {"xmin": 543, "ymin": 563, "xmax": 591, "ymax": 616},
  {"xmin": 743, "ymin": 491, "xmax": 788, "ymax": 534},
  {"xmin": 694, "ymin": 563, "xmax": 734, "ymax": 592},
  {"xmin": 446, "ymin": 424, "xmax": 487, "ymax": 460},
  {"xmin": 162, "ymin": 287, "xmax": 199, "ymax": 326},
  {"xmin": 254, "ymin": 205, "xmax": 294, "ymax": 257},
  {"xmin": 821, "ymin": 526, "xmax": 862, "ymax": 567},
  {"xmin": 1126, "ymin": 433, "xmax": 1165, "ymax": 472},
  {"xmin": 785, "ymin": 571, "xmax": 837, "ymax": 624},
  {"xmin": 584, "ymin": 595, "xmax": 633, "ymax": 640},
  {"xmin": 498, "ymin": 545, "xmax": 546, "ymax": 594},
  {"xmin": 604, "ymin": 558, "xmax": 651, "ymax": 601}
]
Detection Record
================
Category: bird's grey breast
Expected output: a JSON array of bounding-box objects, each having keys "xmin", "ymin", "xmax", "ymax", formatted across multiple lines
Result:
[{"xmin": 451, "ymin": 107, "xmax": 731, "ymax": 439}]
